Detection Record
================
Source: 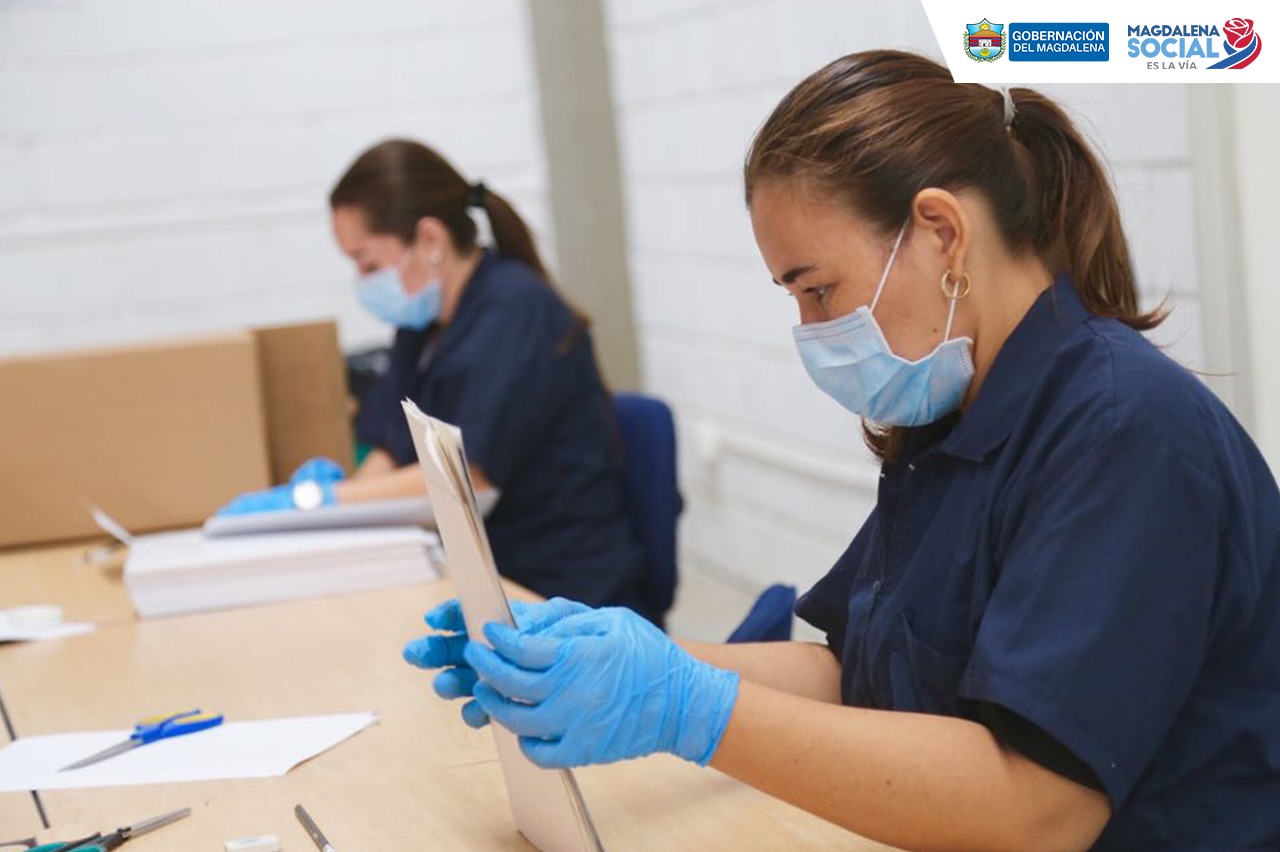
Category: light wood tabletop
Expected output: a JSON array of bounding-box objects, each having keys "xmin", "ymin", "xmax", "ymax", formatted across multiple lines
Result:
[
  {"xmin": 0, "ymin": 546, "xmax": 895, "ymax": 850},
  {"xmin": 0, "ymin": 718, "xmax": 42, "ymax": 842},
  {"xmin": 0, "ymin": 540, "xmax": 135, "ymax": 626}
]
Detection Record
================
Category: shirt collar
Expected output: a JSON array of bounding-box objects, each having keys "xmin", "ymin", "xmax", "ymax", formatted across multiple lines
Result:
[{"xmin": 937, "ymin": 274, "xmax": 1091, "ymax": 462}]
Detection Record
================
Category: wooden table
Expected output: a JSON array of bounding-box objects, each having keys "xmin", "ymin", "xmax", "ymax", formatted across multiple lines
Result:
[
  {"xmin": 0, "ymin": 540, "xmax": 134, "ymax": 625},
  {"xmin": 0, "ymin": 546, "xmax": 893, "ymax": 850},
  {"xmin": 0, "ymin": 716, "xmax": 41, "ymax": 841}
]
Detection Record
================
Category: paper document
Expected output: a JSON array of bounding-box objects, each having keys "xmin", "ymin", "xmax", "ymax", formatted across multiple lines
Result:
[
  {"xmin": 0, "ymin": 608, "xmax": 94, "ymax": 644},
  {"xmin": 401, "ymin": 400, "xmax": 604, "ymax": 852},
  {"xmin": 0, "ymin": 712, "xmax": 376, "ymax": 792},
  {"xmin": 201, "ymin": 491, "xmax": 500, "ymax": 538},
  {"xmin": 0, "ymin": 621, "xmax": 94, "ymax": 644},
  {"xmin": 125, "ymin": 527, "xmax": 441, "ymax": 619}
]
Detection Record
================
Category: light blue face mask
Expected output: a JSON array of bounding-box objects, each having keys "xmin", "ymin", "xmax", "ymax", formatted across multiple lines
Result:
[
  {"xmin": 356, "ymin": 260, "xmax": 442, "ymax": 331},
  {"xmin": 792, "ymin": 223, "xmax": 975, "ymax": 427}
]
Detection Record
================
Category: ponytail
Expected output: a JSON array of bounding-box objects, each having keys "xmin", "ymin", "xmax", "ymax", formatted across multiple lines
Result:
[
  {"xmin": 469, "ymin": 182, "xmax": 553, "ymax": 284},
  {"xmin": 468, "ymin": 181, "xmax": 590, "ymax": 350},
  {"xmin": 1007, "ymin": 89, "xmax": 1163, "ymax": 330}
]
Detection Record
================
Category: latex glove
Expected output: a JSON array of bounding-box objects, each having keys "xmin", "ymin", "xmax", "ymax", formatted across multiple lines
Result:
[
  {"xmin": 466, "ymin": 606, "xmax": 740, "ymax": 769},
  {"xmin": 402, "ymin": 597, "xmax": 591, "ymax": 729},
  {"xmin": 215, "ymin": 481, "xmax": 335, "ymax": 516},
  {"xmin": 290, "ymin": 457, "xmax": 346, "ymax": 485}
]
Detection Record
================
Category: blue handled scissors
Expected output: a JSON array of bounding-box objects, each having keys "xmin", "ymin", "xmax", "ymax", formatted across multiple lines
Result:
[
  {"xmin": 15, "ymin": 806, "xmax": 191, "ymax": 851},
  {"xmin": 59, "ymin": 710, "xmax": 224, "ymax": 771}
]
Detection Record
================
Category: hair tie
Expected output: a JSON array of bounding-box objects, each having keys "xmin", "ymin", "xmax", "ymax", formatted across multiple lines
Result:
[
  {"xmin": 465, "ymin": 180, "xmax": 489, "ymax": 209},
  {"xmin": 465, "ymin": 180, "xmax": 494, "ymax": 248},
  {"xmin": 1000, "ymin": 86, "xmax": 1017, "ymax": 129}
]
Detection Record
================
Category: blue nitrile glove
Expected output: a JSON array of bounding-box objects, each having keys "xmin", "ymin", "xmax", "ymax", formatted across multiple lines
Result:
[
  {"xmin": 402, "ymin": 597, "xmax": 590, "ymax": 729},
  {"xmin": 215, "ymin": 481, "xmax": 336, "ymax": 515},
  {"xmin": 466, "ymin": 606, "xmax": 740, "ymax": 769},
  {"xmin": 290, "ymin": 457, "xmax": 346, "ymax": 485}
]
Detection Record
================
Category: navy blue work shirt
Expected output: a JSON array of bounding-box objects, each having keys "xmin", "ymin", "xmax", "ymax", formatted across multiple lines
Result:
[
  {"xmin": 355, "ymin": 251, "xmax": 645, "ymax": 608},
  {"xmin": 796, "ymin": 277, "xmax": 1280, "ymax": 849}
]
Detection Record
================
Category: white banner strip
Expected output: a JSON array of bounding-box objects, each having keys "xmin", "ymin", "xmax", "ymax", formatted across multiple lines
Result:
[{"xmin": 919, "ymin": 0, "xmax": 1274, "ymax": 83}]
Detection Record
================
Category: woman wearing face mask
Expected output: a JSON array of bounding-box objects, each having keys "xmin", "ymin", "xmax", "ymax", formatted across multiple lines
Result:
[
  {"xmin": 404, "ymin": 52, "xmax": 1280, "ymax": 850},
  {"xmin": 221, "ymin": 139, "xmax": 645, "ymax": 610}
]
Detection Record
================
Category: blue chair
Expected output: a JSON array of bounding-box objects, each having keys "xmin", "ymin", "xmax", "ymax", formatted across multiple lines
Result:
[
  {"xmin": 728, "ymin": 584, "xmax": 797, "ymax": 643},
  {"xmin": 613, "ymin": 393, "xmax": 682, "ymax": 628}
]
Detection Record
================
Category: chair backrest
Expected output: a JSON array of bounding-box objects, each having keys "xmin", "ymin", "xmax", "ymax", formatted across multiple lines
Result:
[
  {"xmin": 727, "ymin": 584, "xmax": 797, "ymax": 643},
  {"xmin": 613, "ymin": 393, "xmax": 682, "ymax": 626}
]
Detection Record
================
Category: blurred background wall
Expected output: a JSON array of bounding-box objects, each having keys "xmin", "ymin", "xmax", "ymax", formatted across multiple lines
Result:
[
  {"xmin": 1, "ymin": 0, "xmax": 1274, "ymax": 638},
  {"xmin": 0, "ymin": 0, "xmax": 554, "ymax": 355}
]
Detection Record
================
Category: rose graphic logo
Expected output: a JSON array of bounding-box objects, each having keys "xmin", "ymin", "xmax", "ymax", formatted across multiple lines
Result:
[{"xmin": 1209, "ymin": 17, "xmax": 1261, "ymax": 68}]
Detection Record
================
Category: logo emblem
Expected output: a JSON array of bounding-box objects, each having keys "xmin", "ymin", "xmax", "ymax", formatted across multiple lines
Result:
[
  {"xmin": 965, "ymin": 19, "xmax": 1006, "ymax": 61},
  {"xmin": 1209, "ymin": 17, "xmax": 1261, "ymax": 68}
]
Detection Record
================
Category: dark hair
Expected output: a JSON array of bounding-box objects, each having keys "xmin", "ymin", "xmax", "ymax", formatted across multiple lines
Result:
[
  {"xmin": 330, "ymin": 138, "xmax": 587, "ymax": 346},
  {"xmin": 330, "ymin": 138, "xmax": 553, "ymax": 278},
  {"xmin": 744, "ymin": 50, "xmax": 1163, "ymax": 460}
]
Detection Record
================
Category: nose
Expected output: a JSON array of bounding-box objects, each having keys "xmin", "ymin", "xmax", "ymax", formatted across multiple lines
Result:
[{"xmin": 795, "ymin": 300, "xmax": 826, "ymax": 326}]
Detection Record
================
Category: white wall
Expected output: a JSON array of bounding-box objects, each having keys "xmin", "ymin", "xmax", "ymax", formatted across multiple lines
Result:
[
  {"xmin": 602, "ymin": 0, "xmax": 1209, "ymax": 637},
  {"xmin": 1235, "ymin": 87, "xmax": 1280, "ymax": 470},
  {"xmin": 0, "ymin": 0, "xmax": 553, "ymax": 357}
]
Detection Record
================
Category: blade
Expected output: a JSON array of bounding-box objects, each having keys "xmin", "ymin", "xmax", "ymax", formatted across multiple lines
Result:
[
  {"xmin": 124, "ymin": 806, "xmax": 192, "ymax": 838},
  {"xmin": 295, "ymin": 804, "xmax": 334, "ymax": 850},
  {"xmin": 59, "ymin": 738, "xmax": 140, "ymax": 771}
]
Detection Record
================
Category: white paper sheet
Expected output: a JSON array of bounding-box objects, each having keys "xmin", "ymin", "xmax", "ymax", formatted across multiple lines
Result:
[
  {"xmin": 0, "ymin": 712, "xmax": 376, "ymax": 792},
  {"xmin": 0, "ymin": 608, "xmax": 95, "ymax": 644},
  {"xmin": 0, "ymin": 621, "xmax": 94, "ymax": 644}
]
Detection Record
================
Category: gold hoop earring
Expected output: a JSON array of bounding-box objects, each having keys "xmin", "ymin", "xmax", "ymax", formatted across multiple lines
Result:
[{"xmin": 940, "ymin": 269, "xmax": 971, "ymax": 300}]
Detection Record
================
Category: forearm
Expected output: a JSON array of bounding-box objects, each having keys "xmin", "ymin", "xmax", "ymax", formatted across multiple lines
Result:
[
  {"xmin": 679, "ymin": 639, "xmax": 842, "ymax": 703},
  {"xmin": 352, "ymin": 448, "xmax": 397, "ymax": 480},
  {"xmin": 334, "ymin": 465, "xmax": 427, "ymax": 503},
  {"xmin": 710, "ymin": 681, "xmax": 1109, "ymax": 852},
  {"xmin": 334, "ymin": 462, "xmax": 493, "ymax": 504}
]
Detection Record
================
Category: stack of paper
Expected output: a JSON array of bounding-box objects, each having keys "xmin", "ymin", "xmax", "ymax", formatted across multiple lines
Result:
[
  {"xmin": 125, "ymin": 526, "xmax": 443, "ymax": 619},
  {"xmin": 201, "ymin": 491, "xmax": 500, "ymax": 538}
]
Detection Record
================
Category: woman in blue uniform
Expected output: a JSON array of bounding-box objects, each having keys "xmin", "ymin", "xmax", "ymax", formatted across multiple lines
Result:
[
  {"xmin": 224, "ymin": 139, "xmax": 644, "ymax": 609},
  {"xmin": 404, "ymin": 53, "xmax": 1280, "ymax": 850}
]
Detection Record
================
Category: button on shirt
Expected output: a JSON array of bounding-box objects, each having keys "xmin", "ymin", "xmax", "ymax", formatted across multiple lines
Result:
[
  {"xmin": 796, "ymin": 277, "xmax": 1280, "ymax": 849},
  {"xmin": 356, "ymin": 251, "xmax": 645, "ymax": 607}
]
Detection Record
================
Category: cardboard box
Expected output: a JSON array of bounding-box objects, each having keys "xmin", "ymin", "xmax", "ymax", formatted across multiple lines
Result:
[
  {"xmin": 0, "ymin": 321, "xmax": 354, "ymax": 549},
  {"xmin": 254, "ymin": 321, "xmax": 354, "ymax": 485}
]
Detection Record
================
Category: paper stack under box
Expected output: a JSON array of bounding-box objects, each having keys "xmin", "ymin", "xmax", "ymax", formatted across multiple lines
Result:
[{"xmin": 125, "ymin": 527, "xmax": 443, "ymax": 619}]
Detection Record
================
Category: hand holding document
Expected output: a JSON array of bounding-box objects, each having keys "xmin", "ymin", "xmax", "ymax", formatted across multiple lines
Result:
[{"xmin": 401, "ymin": 400, "xmax": 604, "ymax": 852}]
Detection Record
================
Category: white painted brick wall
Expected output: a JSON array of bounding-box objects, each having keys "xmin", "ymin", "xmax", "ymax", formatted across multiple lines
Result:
[
  {"xmin": 603, "ymin": 0, "xmax": 1208, "ymax": 637},
  {"xmin": 0, "ymin": 0, "xmax": 553, "ymax": 356}
]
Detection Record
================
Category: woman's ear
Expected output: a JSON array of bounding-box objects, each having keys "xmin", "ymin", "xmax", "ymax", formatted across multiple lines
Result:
[
  {"xmin": 413, "ymin": 216, "xmax": 450, "ymax": 257},
  {"xmin": 910, "ymin": 189, "xmax": 970, "ymax": 278}
]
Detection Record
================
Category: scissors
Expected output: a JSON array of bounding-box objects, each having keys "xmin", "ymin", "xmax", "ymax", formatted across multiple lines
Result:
[
  {"xmin": 59, "ymin": 710, "xmax": 224, "ymax": 771},
  {"xmin": 1, "ymin": 806, "xmax": 190, "ymax": 851}
]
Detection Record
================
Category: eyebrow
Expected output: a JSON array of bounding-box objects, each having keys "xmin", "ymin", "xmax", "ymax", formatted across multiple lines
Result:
[{"xmin": 773, "ymin": 265, "xmax": 818, "ymax": 286}]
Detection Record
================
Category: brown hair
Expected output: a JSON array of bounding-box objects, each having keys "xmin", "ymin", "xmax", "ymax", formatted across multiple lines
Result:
[
  {"xmin": 330, "ymin": 138, "xmax": 587, "ymax": 347},
  {"xmin": 744, "ymin": 50, "xmax": 1163, "ymax": 459},
  {"xmin": 330, "ymin": 139, "xmax": 552, "ymax": 278}
]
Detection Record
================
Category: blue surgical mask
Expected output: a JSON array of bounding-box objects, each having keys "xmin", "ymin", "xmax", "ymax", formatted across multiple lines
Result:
[
  {"xmin": 356, "ymin": 261, "xmax": 442, "ymax": 330},
  {"xmin": 792, "ymin": 223, "xmax": 974, "ymax": 427}
]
